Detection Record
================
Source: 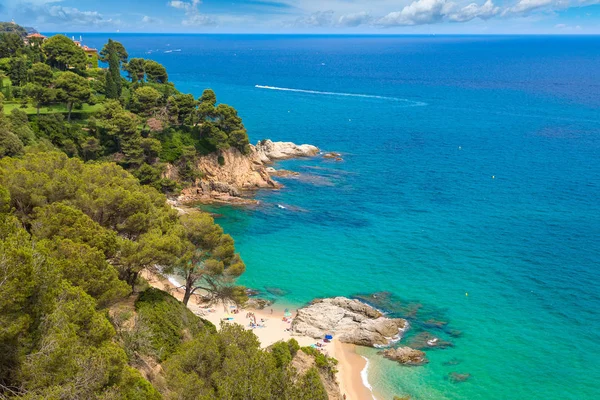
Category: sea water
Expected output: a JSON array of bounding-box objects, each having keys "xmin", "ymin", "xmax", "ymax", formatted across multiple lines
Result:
[{"xmin": 79, "ymin": 34, "xmax": 600, "ymax": 399}]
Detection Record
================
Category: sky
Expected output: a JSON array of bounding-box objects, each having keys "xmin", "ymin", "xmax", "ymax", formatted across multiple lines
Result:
[{"xmin": 1, "ymin": 0, "xmax": 599, "ymax": 34}]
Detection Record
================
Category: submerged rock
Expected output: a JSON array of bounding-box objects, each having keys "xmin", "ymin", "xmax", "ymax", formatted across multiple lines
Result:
[
  {"xmin": 442, "ymin": 358, "xmax": 462, "ymax": 366},
  {"xmin": 265, "ymin": 167, "xmax": 300, "ymax": 177},
  {"xmin": 291, "ymin": 297, "xmax": 408, "ymax": 347},
  {"xmin": 323, "ymin": 152, "xmax": 343, "ymax": 161},
  {"xmin": 406, "ymin": 332, "xmax": 453, "ymax": 350},
  {"xmin": 381, "ymin": 347, "xmax": 428, "ymax": 366},
  {"xmin": 447, "ymin": 372, "xmax": 471, "ymax": 383}
]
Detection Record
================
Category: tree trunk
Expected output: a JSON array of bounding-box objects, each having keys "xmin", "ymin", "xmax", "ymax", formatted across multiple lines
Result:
[
  {"xmin": 67, "ymin": 102, "xmax": 73, "ymax": 122},
  {"xmin": 183, "ymin": 286, "xmax": 193, "ymax": 306},
  {"xmin": 183, "ymin": 273, "xmax": 195, "ymax": 306},
  {"xmin": 128, "ymin": 270, "xmax": 139, "ymax": 294}
]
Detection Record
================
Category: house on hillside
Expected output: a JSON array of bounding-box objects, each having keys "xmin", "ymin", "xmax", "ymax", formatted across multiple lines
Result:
[
  {"xmin": 72, "ymin": 37, "xmax": 99, "ymax": 68},
  {"xmin": 24, "ymin": 33, "xmax": 47, "ymax": 45}
]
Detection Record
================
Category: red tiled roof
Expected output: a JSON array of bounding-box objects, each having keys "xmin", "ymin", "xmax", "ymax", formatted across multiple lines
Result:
[{"xmin": 27, "ymin": 33, "xmax": 46, "ymax": 39}]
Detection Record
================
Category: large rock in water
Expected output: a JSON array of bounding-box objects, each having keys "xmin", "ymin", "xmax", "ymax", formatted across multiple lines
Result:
[
  {"xmin": 254, "ymin": 139, "xmax": 319, "ymax": 163},
  {"xmin": 381, "ymin": 347, "xmax": 428, "ymax": 366},
  {"xmin": 291, "ymin": 297, "xmax": 408, "ymax": 347}
]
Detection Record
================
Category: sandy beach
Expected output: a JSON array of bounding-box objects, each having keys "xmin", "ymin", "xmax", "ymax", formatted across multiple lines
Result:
[{"xmin": 142, "ymin": 271, "xmax": 373, "ymax": 400}]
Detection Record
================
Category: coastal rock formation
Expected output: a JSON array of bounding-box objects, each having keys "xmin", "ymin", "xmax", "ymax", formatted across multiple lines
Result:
[
  {"xmin": 245, "ymin": 298, "xmax": 272, "ymax": 310},
  {"xmin": 171, "ymin": 140, "xmax": 320, "ymax": 204},
  {"xmin": 196, "ymin": 147, "xmax": 278, "ymax": 190},
  {"xmin": 254, "ymin": 139, "xmax": 319, "ymax": 163},
  {"xmin": 380, "ymin": 347, "xmax": 428, "ymax": 366},
  {"xmin": 265, "ymin": 167, "xmax": 300, "ymax": 177},
  {"xmin": 290, "ymin": 297, "xmax": 408, "ymax": 347},
  {"xmin": 405, "ymin": 332, "xmax": 453, "ymax": 350},
  {"xmin": 323, "ymin": 152, "xmax": 343, "ymax": 161}
]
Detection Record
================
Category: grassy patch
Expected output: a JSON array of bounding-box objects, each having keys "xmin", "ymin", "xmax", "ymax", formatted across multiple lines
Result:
[{"xmin": 3, "ymin": 102, "xmax": 103, "ymax": 116}]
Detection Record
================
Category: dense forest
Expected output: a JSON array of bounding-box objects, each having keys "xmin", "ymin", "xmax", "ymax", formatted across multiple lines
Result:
[{"xmin": 0, "ymin": 24, "xmax": 333, "ymax": 399}]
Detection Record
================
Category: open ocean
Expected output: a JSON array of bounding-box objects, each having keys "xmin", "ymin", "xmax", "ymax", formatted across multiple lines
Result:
[{"xmin": 77, "ymin": 34, "xmax": 600, "ymax": 399}]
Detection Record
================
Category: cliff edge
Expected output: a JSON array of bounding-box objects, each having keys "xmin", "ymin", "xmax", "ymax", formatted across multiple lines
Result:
[{"xmin": 175, "ymin": 140, "xmax": 319, "ymax": 204}]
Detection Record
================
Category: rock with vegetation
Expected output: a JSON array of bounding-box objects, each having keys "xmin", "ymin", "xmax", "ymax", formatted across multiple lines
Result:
[
  {"xmin": 381, "ymin": 347, "xmax": 428, "ymax": 366},
  {"xmin": 291, "ymin": 297, "xmax": 408, "ymax": 346}
]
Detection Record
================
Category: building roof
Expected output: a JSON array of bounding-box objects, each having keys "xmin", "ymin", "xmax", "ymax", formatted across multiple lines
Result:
[
  {"xmin": 26, "ymin": 33, "xmax": 47, "ymax": 39},
  {"xmin": 82, "ymin": 45, "xmax": 98, "ymax": 53}
]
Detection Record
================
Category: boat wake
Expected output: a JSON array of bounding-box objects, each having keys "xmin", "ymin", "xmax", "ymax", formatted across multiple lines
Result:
[{"xmin": 255, "ymin": 85, "xmax": 427, "ymax": 106}]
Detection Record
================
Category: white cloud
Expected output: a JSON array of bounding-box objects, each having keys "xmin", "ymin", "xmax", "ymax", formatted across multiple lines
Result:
[
  {"xmin": 337, "ymin": 11, "xmax": 373, "ymax": 27},
  {"xmin": 294, "ymin": 10, "xmax": 335, "ymax": 26},
  {"xmin": 447, "ymin": 0, "xmax": 500, "ymax": 22},
  {"xmin": 555, "ymin": 22, "xmax": 582, "ymax": 29},
  {"xmin": 39, "ymin": 5, "xmax": 117, "ymax": 26},
  {"xmin": 167, "ymin": 0, "xmax": 216, "ymax": 26},
  {"xmin": 182, "ymin": 14, "xmax": 216, "ymax": 25},
  {"xmin": 503, "ymin": 0, "xmax": 554, "ymax": 15},
  {"xmin": 377, "ymin": 0, "xmax": 452, "ymax": 26},
  {"xmin": 141, "ymin": 15, "xmax": 162, "ymax": 24}
]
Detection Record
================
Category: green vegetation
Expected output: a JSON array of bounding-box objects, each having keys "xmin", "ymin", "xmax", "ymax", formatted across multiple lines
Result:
[
  {"xmin": 0, "ymin": 22, "xmax": 252, "ymax": 192},
  {"xmin": 0, "ymin": 152, "xmax": 330, "ymax": 398},
  {"xmin": 0, "ymin": 22, "xmax": 333, "ymax": 399}
]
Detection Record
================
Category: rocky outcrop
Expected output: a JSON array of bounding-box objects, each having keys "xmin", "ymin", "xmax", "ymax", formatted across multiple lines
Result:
[
  {"xmin": 290, "ymin": 297, "xmax": 408, "ymax": 347},
  {"xmin": 254, "ymin": 139, "xmax": 319, "ymax": 163},
  {"xmin": 244, "ymin": 298, "xmax": 273, "ymax": 310},
  {"xmin": 381, "ymin": 347, "xmax": 428, "ymax": 366},
  {"xmin": 196, "ymin": 147, "xmax": 278, "ymax": 190},
  {"xmin": 171, "ymin": 140, "xmax": 320, "ymax": 204},
  {"xmin": 265, "ymin": 167, "xmax": 300, "ymax": 177}
]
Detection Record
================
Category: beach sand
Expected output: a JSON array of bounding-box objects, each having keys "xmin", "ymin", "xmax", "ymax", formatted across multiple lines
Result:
[{"xmin": 142, "ymin": 271, "xmax": 373, "ymax": 399}]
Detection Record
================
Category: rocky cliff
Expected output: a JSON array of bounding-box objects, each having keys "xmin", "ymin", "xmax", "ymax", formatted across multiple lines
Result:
[{"xmin": 174, "ymin": 140, "xmax": 320, "ymax": 204}]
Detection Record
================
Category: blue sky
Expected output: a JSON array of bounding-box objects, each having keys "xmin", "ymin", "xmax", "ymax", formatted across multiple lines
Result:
[{"xmin": 1, "ymin": 0, "xmax": 599, "ymax": 33}]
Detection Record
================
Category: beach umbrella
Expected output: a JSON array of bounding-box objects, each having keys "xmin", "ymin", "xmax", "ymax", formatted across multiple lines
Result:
[
  {"xmin": 284, "ymin": 310, "xmax": 292, "ymax": 317},
  {"xmin": 325, "ymin": 334, "xmax": 333, "ymax": 340}
]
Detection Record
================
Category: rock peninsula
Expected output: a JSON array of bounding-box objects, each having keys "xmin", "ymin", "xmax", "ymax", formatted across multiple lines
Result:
[{"xmin": 290, "ymin": 297, "xmax": 408, "ymax": 347}]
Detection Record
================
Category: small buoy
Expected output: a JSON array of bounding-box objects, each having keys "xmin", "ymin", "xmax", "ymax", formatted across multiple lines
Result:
[
  {"xmin": 458, "ymin": 146, "xmax": 462, "ymax": 150},
  {"xmin": 492, "ymin": 176, "xmax": 495, "ymax": 179},
  {"xmin": 465, "ymin": 292, "xmax": 468, "ymax": 296}
]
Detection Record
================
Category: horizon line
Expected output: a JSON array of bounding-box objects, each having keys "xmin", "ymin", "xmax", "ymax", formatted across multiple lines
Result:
[{"xmin": 40, "ymin": 32, "xmax": 600, "ymax": 36}]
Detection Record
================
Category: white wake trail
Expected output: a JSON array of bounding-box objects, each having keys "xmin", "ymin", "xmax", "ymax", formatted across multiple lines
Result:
[{"xmin": 255, "ymin": 85, "xmax": 427, "ymax": 106}]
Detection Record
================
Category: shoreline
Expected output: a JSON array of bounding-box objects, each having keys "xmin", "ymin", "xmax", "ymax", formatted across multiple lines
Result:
[{"xmin": 142, "ymin": 270, "xmax": 372, "ymax": 400}]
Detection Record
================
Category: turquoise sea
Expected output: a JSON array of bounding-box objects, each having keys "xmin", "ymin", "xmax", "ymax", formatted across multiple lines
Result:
[{"xmin": 79, "ymin": 34, "xmax": 600, "ymax": 399}]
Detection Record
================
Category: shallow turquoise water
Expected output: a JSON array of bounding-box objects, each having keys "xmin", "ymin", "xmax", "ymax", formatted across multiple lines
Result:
[{"xmin": 80, "ymin": 34, "xmax": 600, "ymax": 399}]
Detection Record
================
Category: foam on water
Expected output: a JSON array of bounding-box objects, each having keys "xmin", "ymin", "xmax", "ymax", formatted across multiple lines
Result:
[{"xmin": 360, "ymin": 356, "xmax": 378, "ymax": 400}]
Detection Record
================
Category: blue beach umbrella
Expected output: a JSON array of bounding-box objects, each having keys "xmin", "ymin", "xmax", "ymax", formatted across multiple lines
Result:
[{"xmin": 325, "ymin": 334, "xmax": 333, "ymax": 340}]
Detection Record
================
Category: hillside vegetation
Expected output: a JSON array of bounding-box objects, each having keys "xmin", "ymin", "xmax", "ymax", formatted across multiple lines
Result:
[{"xmin": 0, "ymin": 22, "xmax": 335, "ymax": 399}]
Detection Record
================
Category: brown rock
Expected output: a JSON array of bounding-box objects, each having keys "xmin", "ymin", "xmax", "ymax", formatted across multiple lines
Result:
[{"xmin": 381, "ymin": 347, "xmax": 428, "ymax": 366}]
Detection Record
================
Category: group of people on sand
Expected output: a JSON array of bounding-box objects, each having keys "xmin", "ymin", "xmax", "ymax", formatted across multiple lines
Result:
[{"xmin": 246, "ymin": 312, "xmax": 266, "ymax": 328}]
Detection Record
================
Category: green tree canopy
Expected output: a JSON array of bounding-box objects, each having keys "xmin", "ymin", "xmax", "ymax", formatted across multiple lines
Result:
[
  {"xmin": 123, "ymin": 57, "xmax": 146, "ymax": 83},
  {"xmin": 55, "ymin": 71, "xmax": 91, "ymax": 122},
  {"xmin": 42, "ymin": 34, "xmax": 87, "ymax": 71},
  {"xmin": 175, "ymin": 211, "xmax": 246, "ymax": 306},
  {"xmin": 0, "ymin": 32, "xmax": 25, "ymax": 58},
  {"xmin": 144, "ymin": 60, "xmax": 168, "ymax": 84}
]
